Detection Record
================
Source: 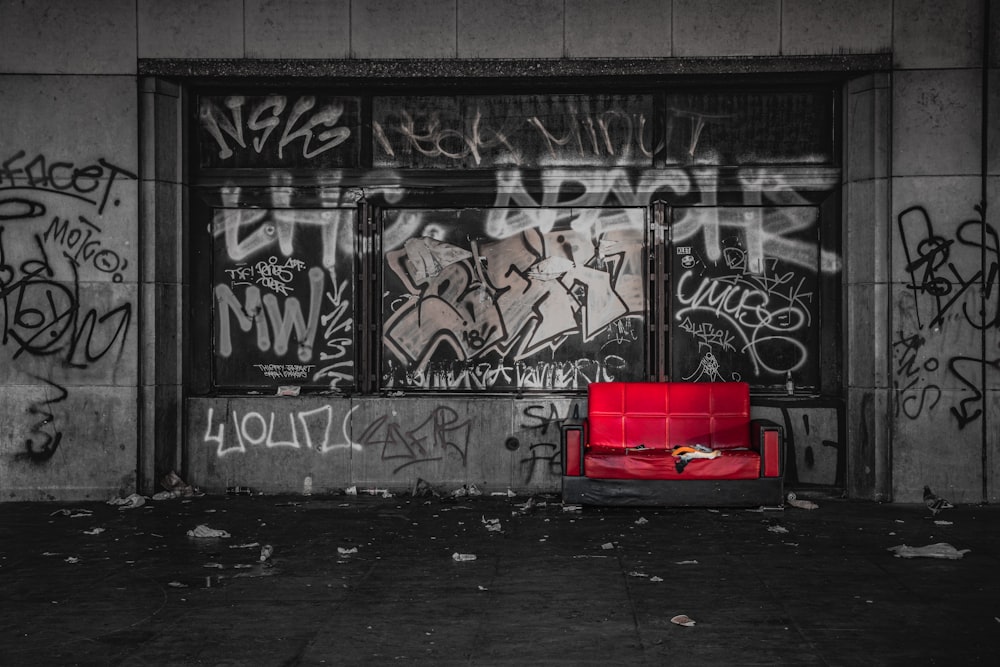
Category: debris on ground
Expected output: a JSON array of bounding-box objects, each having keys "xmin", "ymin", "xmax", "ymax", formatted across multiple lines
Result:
[
  {"xmin": 482, "ymin": 516, "xmax": 502, "ymax": 532},
  {"xmin": 64, "ymin": 556, "xmax": 79, "ymax": 564},
  {"xmin": 450, "ymin": 484, "xmax": 482, "ymax": 498},
  {"xmin": 452, "ymin": 552, "xmax": 477, "ymax": 562},
  {"xmin": 259, "ymin": 545, "xmax": 274, "ymax": 562},
  {"xmin": 767, "ymin": 524, "xmax": 790, "ymax": 534},
  {"xmin": 562, "ymin": 504, "xmax": 582, "ymax": 512},
  {"xmin": 186, "ymin": 524, "xmax": 231, "ymax": 539},
  {"xmin": 49, "ymin": 509, "xmax": 93, "ymax": 518},
  {"xmin": 345, "ymin": 486, "xmax": 358, "ymax": 495},
  {"xmin": 490, "ymin": 489, "xmax": 516, "ymax": 498},
  {"xmin": 786, "ymin": 492, "xmax": 819, "ymax": 510},
  {"xmin": 635, "ymin": 517, "xmax": 649, "ymax": 525},
  {"xmin": 160, "ymin": 470, "xmax": 202, "ymax": 498},
  {"xmin": 82, "ymin": 527, "xmax": 105, "ymax": 535},
  {"xmin": 412, "ymin": 478, "xmax": 441, "ymax": 498},
  {"xmin": 628, "ymin": 571, "xmax": 649, "ymax": 578},
  {"xmin": 337, "ymin": 546, "xmax": 358, "ymax": 556},
  {"xmin": 229, "ymin": 542, "xmax": 260, "ymax": 549},
  {"xmin": 650, "ymin": 576, "xmax": 664, "ymax": 582},
  {"xmin": 888, "ymin": 543, "xmax": 969, "ymax": 559},
  {"xmin": 601, "ymin": 542, "xmax": 615, "ymax": 550},
  {"xmin": 167, "ymin": 581, "xmax": 187, "ymax": 588},
  {"xmin": 107, "ymin": 493, "xmax": 146, "ymax": 510},
  {"xmin": 934, "ymin": 520, "xmax": 953, "ymax": 526},
  {"xmin": 675, "ymin": 559, "xmax": 699, "ymax": 565},
  {"xmin": 670, "ymin": 614, "xmax": 696, "ymax": 627}
]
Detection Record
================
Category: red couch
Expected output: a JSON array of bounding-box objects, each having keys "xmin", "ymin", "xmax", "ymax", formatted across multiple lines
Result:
[{"xmin": 561, "ymin": 382, "xmax": 784, "ymax": 507}]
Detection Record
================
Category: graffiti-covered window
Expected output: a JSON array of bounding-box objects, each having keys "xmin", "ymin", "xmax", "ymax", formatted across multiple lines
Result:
[
  {"xmin": 190, "ymin": 84, "xmax": 839, "ymax": 397},
  {"xmin": 211, "ymin": 207, "xmax": 356, "ymax": 391},
  {"xmin": 669, "ymin": 206, "xmax": 830, "ymax": 391},
  {"xmin": 380, "ymin": 208, "xmax": 647, "ymax": 391}
]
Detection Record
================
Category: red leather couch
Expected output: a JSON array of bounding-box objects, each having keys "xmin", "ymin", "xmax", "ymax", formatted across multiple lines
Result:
[{"xmin": 561, "ymin": 382, "xmax": 784, "ymax": 507}]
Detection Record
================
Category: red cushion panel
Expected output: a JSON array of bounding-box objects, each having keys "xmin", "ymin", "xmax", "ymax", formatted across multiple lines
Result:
[{"xmin": 584, "ymin": 447, "xmax": 761, "ymax": 481}]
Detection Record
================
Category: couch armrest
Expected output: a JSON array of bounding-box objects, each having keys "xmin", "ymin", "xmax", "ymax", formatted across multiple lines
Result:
[
  {"xmin": 750, "ymin": 419, "xmax": 784, "ymax": 478},
  {"xmin": 560, "ymin": 418, "xmax": 586, "ymax": 476}
]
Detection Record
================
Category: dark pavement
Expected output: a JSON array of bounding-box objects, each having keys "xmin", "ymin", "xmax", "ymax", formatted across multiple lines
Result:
[{"xmin": 1, "ymin": 488, "xmax": 998, "ymax": 666}]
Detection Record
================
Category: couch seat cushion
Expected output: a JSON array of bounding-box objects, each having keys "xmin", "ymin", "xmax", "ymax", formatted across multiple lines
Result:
[{"xmin": 583, "ymin": 447, "xmax": 760, "ymax": 480}]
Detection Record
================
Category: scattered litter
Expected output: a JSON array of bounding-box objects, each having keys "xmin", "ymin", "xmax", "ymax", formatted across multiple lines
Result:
[
  {"xmin": 450, "ymin": 484, "xmax": 482, "ymax": 498},
  {"xmin": 934, "ymin": 520, "xmax": 953, "ymax": 526},
  {"xmin": 160, "ymin": 470, "xmax": 201, "ymax": 497},
  {"xmin": 601, "ymin": 542, "xmax": 615, "ymax": 550},
  {"xmin": 204, "ymin": 563, "xmax": 224, "ymax": 569},
  {"xmin": 452, "ymin": 552, "xmax": 477, "ymax": 562},
  {"xmin": 107, "ymin": 493, "xmax": 146, "ymax": 510},
  {"xmin": 746, "ymin": 505, "xmax": 784, "ymax": 512},
  {"xmin": 50, "ymin": 508, "xmax": 93, "ymax": 518},
  {"xmin": 490, "ymin": 489, "xmax": 516, "ymax": 497},
  {"xmin": 229, "ymin": 542, "xmax": 260, "ymax": 549},
  {"xmin": 482, "ymin": 516, "xmax": 502, "ymax": 533},
  {"xmin": 572, "ymin": 555, "xmax": 609, "ymax": 559},
  {"xmin": 650, "ymin": 576, "xmax": 664, "ymax": 582},
  {"xmin": 42, "ymin": 552, "xmax": 60, "ymax": 557},
  {"xmin": 186, "ymin": 524, "xmax": 231, "ymax": 539},
  {"xmin": 628, "ymin": 571, "xmax": 649, "ymax": 578},
  {"xmin": 233, "ymin": 564, "xmax": 252, "ymax": 569},
  {"xmin": 259, "ymin": 545, "xmax": 274, "ymax": 562},
  {"xmin": 226, "ymin": 486, "xmax": 255, "ymax": 496},
  {"xmin": 277, "ymin": 385, "xmax": 300, "ymax": 396},
  {"xmin": 894, "ymin": 519, "xmax": 905, "ymax": 524},
  {"xmin": 889, "ymin": 543, "xmax": 970, "ymax": 559},
  {"xmin": 478, "ymin": 585, "xmax": 488, "ymax": 591},
  {"xmin": 82, "ymin": 527, "xmax": 105, "ymax": 535},
  {"xmin": 345, "ymin": 486, "xmax": 358, "ymax": 496},
  {"xmin": 513, "ymin": 498, "xmax": 537, "ymax": 514},
  {"xmin": 670, "ymin": 614, "xmax": 696, "ymax": 627},
  {"xmin": 707, "ymin": 509, "xmax": 720, "ymax": 513},
  {"xmin": 360, "ymin": 487, "xmax": 393, "ymax": 498},
  {"xmin": 65, "ymin": 557, "xmax": 79, "ymax": 564},
  {"xmin": 635, "ymin": 517, "xmax": 649, "ymax": 525},
  {"xmin": 786, "ymin": 492, "xmax": 819, "ymax": 510},
  {"xmin": 675, "ymin": 560, "xmax": 699, "ymax": 565},
  {"xmin": 337, "ymin": 547, "xmax": 358, "ymax": 556},
  {"xmin": 767, "ymin": 525, "xmax": 789, "ymax": 534},
  {"xmin": 412, "ymin": 478, "xmax": 441, "ymax": 498},
  {"xmin": 167, "ymin": 581, "xmax": 187, "ymax": 588}
]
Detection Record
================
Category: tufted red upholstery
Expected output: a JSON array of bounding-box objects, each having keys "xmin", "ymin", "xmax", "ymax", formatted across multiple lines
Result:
[{"xmin": 587, "ymin": 382, "xmax": 751, "ymax": 451}]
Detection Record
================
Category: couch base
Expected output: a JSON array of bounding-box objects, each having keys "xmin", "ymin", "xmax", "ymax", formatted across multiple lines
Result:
[{"xmin": 562, "ymin": 476, "xmax": 784, "ymax": 508}]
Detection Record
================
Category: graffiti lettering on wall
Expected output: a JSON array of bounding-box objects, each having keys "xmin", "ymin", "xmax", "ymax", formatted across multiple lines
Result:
[
  {"xmin": 212, "ymin": 203, "xmax": 355, "ymax": 388},
  {"xmin": 381, "ymin": 207, "xmax": 645, "ymax": 389},
  {"xmin": 892, "ymin": 333, "xmax": 941, "ymax": 420},
  {"xmin": 896, "ymin": 204, "xmax": 999, "ymax": 429},
  {"xmin": 201, "ymin": 403, "xmax": 471, "ymax": 475},
  {"xmin": 0, "ymin": 151, "xmax": 136, "ymax": 462},
  {"xmin": 515, "ymin": 402, "xmax": 582, "ymax": 485},
  {"xmin": 373, "ymin": 94, "xmax": 654, "ymax": 169},
  {"xmin": 198, "ymin": 95, "xmax": 359, "ymax": 168},
  {"xmin": 674, "ymin": 255, "xmax": 813, "ymax": 378},
  {"xmin": 1, "ymin": 150, "xmax": 137, "ymax": 215}
]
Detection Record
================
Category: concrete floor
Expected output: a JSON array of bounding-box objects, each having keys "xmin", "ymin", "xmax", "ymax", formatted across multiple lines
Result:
[{"xmin": 1, "ymin": 488, "xmax": 998, "ymax": 666}]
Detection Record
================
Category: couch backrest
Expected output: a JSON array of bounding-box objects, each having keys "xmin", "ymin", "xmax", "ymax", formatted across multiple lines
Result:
[{"xmin": 587, "ymin": 382, "xmax": 750, "ymax": 450}]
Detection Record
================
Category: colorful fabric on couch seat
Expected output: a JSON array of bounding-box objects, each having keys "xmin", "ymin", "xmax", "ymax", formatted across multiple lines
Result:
[{"xmin": 583, "ymin": 446, "xmax": 761, "ymax": 480}]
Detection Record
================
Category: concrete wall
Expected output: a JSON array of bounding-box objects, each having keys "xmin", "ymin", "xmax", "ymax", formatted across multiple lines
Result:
[{"xmin": 1, "ymin": 0, "xmax": 995, "ymax": 503}]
